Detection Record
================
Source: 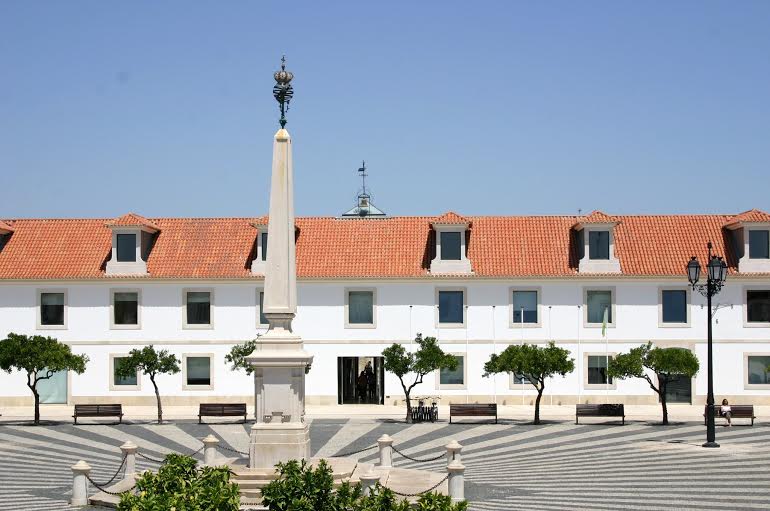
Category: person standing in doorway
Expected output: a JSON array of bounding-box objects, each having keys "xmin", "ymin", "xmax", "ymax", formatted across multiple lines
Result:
[
  {"xmin": 365, "ymin": 361, "xmax": 375, "ymax": 403},
  {"xmin": 357, "ymin": 371, "xmax": 368, "ymax": 404}
]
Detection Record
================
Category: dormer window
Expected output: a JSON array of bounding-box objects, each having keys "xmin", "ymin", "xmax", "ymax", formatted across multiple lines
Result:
[
  {"xmin": 440, "ymin": 232, "xmax": 462, "ymax": 261},
  {"xmin": 250, "ymin": 217, "xmax": 269, "ymax": 274},
  {"xmin": 749, "ymin": 230, "xmax": 769, "ymax": 259},
  {"xmin": 588, "ymin": 231, "xmax": 610, "ymax": 260},
  {"xmin": 429, "ymin": 212, "xmax": 472, "ymax": 274},
  {"xmin": 105, "ymin": 213, "xmax": 159, "ymax": 276},
  {"xmin": 575, "ymin": 211, "xmax": 621, "ymax": 274},
  {"xmin": 725, "ymin": 209, "xmax": 770, "ymax": 273},
  {"xmin": 116, "ymin": 234, "xmax": 137, "ymax": 262}
]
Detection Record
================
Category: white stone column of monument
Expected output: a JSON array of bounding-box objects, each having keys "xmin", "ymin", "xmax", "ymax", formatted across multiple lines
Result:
[{"xmin": 245, "ymin": 58, "xmax": 313, "ymax": 470}]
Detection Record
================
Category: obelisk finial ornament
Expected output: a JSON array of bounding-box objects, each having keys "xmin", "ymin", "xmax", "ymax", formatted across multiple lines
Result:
[{"xmin": 273, "ymin": 55, "xmax": 294, "ymax": 128}]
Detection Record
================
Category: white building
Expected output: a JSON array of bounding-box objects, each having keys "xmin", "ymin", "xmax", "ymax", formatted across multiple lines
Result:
[{"xmin": 0, "ymin": 208, "xmax": 769, "ymax": 408}]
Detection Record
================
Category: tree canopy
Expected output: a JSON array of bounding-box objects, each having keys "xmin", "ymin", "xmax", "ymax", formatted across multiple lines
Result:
[
  {"xmin": 608, "ymin": 342, "xmax": 699, "ymax": 424},
  {"xmin": 484, "ymin": 342, "xmax": 574, "ymax": 424},
  {"xmin": 383, "ymin": 334, "xmax": 457, "ymax": 423},
  {"xmin": 0, "ymin": 333, "xmax": 89, "ymax": 424},
  {"xmin": 116, "ymin": 345, "xmax": 180, "ymax": 424},
  {"xmin": 225, "ymin": 337, "xmax": 260, "ymax": 375}
]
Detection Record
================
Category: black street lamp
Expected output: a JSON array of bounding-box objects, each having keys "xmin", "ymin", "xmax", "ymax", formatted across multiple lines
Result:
[{"xmin": 687, "ymin": 241, "xmax": 728, "ymax": 448}]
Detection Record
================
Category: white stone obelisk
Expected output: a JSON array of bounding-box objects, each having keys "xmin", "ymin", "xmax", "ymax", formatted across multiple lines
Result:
[{"xmin": 245, "ymin": 127, "xmax": 313, "ymax": 469}]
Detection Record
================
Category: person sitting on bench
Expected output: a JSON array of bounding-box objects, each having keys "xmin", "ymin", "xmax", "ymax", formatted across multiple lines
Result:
[{"xmin": 720, "ymin": 398, "xmax": 732, "ymax": 427}]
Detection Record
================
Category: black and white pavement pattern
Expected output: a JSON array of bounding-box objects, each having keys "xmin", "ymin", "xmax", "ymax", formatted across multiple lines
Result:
[{"xmin": 0, "ymin": 418, "xmax": 768, "ymax": 510}]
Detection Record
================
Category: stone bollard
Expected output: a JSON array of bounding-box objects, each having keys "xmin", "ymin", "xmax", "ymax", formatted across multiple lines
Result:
[
  {"xmin": 377, "ymin": 434, "xmax": 393, "ymax": 469},
  {"xmin": 70, "ymin": 460, "xmax": 91, "ymax": 506},
  {"xmin": 202, "ymin": 434, "xmax": 220, "ymax": 466},
  {"xmin": 120, "ymin": 441, "xmax": 138, "ymax": 478},
  {"xmin": 447, "ymin": 459, "xmax": 465, "ymax": 503},
  {"xmin": 359, "ymin": 467, "xmax": 381, "ymax": 496},
  {"xmin": 445, "ymin": 439, "xmax": 462, "ymax": 465}
]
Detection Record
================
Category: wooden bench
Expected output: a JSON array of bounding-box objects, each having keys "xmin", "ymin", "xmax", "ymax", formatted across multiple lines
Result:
[
  {"xmin": 704, "ymin": 404, "xmax": 755, "ymax": 426},
  {"xmin": 73, "ymin": 404, "xmax": 123, "ymax": 425},
  {"xmin": 199, "ymin": 403, "xmax": 248, "ymax": 424},
  {"xmin": 449, "ymin": 403, "xmax": 497, "ymax": 424},
  {"xmin": 576, "ymin": 404, "xmax": 625, "ymax": 425}
]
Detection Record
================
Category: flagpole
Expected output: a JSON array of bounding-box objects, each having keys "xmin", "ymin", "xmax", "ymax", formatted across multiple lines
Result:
[
  {"xmin": 465, "ymin": 304, "xmax": 469, "ymax": 405},
  {"xmin": 577, "ymin": 305, "xmax": 582, "ymax": 403},
  {"xmin": 521, "ymin": 305, "xmax": 525, "ymax": 406},
  {"xmin": 492, "ymin": 305, "xmax": 496, "ymax": 405},
  {"xmin": 604, "ymin": 306, "xmax": 609, "ymax": 404}
]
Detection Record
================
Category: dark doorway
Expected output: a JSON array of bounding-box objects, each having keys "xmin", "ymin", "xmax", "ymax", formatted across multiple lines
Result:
[
  {"xmin": 338, "ymin": 356, "xmax": 384, "ymax": 404},
  {"xmin": 660, "ymin": 374, "xmax": 692, "ymax": 404}
]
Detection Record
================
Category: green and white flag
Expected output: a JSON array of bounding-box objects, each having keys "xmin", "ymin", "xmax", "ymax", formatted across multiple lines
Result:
[{"xmin": 602, "ymin": 307, "xmax": 609, "ymax": 338}]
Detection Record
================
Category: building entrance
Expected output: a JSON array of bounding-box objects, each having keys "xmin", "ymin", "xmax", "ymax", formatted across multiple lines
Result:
[{"xmin": 337, "ymin": 356, "xmax": 384, "ymax": 405}]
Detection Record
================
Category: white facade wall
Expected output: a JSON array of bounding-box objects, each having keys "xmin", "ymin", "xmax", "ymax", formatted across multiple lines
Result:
[{"xmin": 0, "ymin": 278, "xmax": 768, "ymax": 406}]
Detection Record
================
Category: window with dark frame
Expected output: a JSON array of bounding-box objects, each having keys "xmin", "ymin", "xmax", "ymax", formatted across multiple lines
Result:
[
  {"xmin": 438, "ymin": 290, "xmax": 464, "ymax": 324},
  {"xmin": 186, "ymin": 356, "xmax": 211, "ymax": 386},
  {"xmin": 661, "ymin": 290, "xmax": 687, "ymax": 324},
  {"xmin": 747, "ymin": 290, "xmax": 770, "ymax": 323},
  {"xmin": 113, "ymin": 292, "xmax": 139, "ymax": 325},
  {"xmin": 186, "ymin": 291, "xmax": 211, "ymax": 325},
  {"xmin": 512, "ymin": 290, "xmax": 538, "ymax": 324},
  {"xmin": 258, "ymin": 291, "xmax": 267, "ymax": 325},
  {"xmin": 116, "ymin": 234, "xmax": 137, "ymax": 262},
  {"xmin": 587, "ymin": 355, "xmax": 613, "ymax": 385},
  {"xmin": 348, "ymin": 290, "xmax": 374, "ymax": 325},
  {"xmin": 747, "ymin": 355, "xmax": 770, "ymax": 385},
  {"xmin": 588, "ymin": 231, "xmax": 610, "ymax": 260},
  {"xmin": 749, "ymin": 230, "xmax": 770, "ymax": 259},
  {"xmin": 261, "ymin": 231, "xmax": 268, "ymax": 261},
  {"xmin": 113, "ymin": 357, "xmax": 137, "ymax": 386},
  {"xmin": 586, "ymin": 290, "xmax": 612, "ymax": 324},
  {"xmin": 40, "ymin": 292, "xmax": 65, "ymax": 326},
  {"xmin": 440, "ymin": 231, "xmax": 462, "ymax": 261},
  {"xmin": 439, "ymin": 355, "xmax": 464, "ymax": 385}
]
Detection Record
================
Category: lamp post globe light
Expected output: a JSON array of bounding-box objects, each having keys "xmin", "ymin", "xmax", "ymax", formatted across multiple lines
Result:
[{"xmin": 687, "ymin": 241, "xmax": 728, "ymax": 448}]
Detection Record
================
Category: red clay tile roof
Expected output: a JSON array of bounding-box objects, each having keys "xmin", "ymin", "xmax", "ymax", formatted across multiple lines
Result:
[
  {"xmin": 725, "ymin": 209, "xmax": 770, "ymax": 225},
  {"xmin": 0, "ymin": 221, "xmax": 13, "ymax": 233},
  {"xmin": 106, "ymin": 213, "xmax": 160, "ymax": 231},
  {"xmin": 432, "ymin": 211, "xmax": 470, "ymax": 225},
  {"xmin": 0, "ymin": 214, "xmax": 750, "ymax": 280},
  {"xmin": 579, "ymin": 210, "xmax": 617, "ymax": 224}
]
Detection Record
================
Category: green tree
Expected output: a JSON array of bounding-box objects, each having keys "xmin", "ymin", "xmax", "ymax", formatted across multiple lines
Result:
[
  {"xmin": 484, "ymin": 342, "xmax": 574, "ymax": 425},
  {"xmin": 225, "ymin": 336, "xmax": 260, "ymax": 375},
  {"xmin": 383, "ymin": 334, "xmax": 458, "ymax": 423},
  {"xmin": 608, "ymin": 342, "xmax": 699, "ymax": 425},
  {"xmin": 0, "ymin": 333, "xmax": 88, "ymax": 425},
  {"xmin": 118, "ymin": 453, "xmax": 240, "ymax": 510},
  {"xmin": 115, "ymin": 345, "xmax": 180, "ymax": 424}
]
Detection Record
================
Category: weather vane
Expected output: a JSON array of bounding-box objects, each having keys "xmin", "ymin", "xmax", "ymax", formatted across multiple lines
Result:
[{"xmin": 273, "ymin": 55, "xmax": 294, "ymax": 128}]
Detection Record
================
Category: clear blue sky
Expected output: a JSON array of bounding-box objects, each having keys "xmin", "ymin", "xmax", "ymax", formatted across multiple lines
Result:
[{"xmin": 1, "ymin": 1, "xmax": 768, "ymax": 219}]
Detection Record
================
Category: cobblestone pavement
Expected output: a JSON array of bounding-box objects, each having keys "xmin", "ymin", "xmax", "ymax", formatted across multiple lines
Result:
[{"xmin": 0, "ymin": 418, "xmax": 769, "ymax": 510}]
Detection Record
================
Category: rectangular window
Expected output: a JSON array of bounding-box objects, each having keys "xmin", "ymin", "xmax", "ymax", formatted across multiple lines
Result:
[
  {"xmin": 747, "ymin": 290, "xmax": 770, "ymax": 323},
  {"xmin": 749, "ymin": 230, "xmax": 770, "ymax": 259},
  {"xmin": 440, "ymin": 231, "xmax": 462, "ymax": 261},
  {"xmin": 113, "ymin": 357, "xmax": 137, "ymax": 387},
  {"xmin": 116, "ymin": 233, "xmax": 137, "ymax": 262},
  {"xmin": 588, "ymin": 231, "xmax": 610, "ymax": 260},
  {"xmin": 439, "ymin": 355, "xmax": 464, "ymax": 386},
  {"xmin": 261, "ymin": 231, "xmax": 268, "ymax": 261},
  {"xmin": 586, "ymin": 290, "xmax": 612, "ymax": 324},
  {"xmin": 113, "ymin": 292, "xmax": 139, "ymax": 326},
  {"xmin": 587, "ymin": 355, "xmax": 613, "ymax": 385},
  {"xmin": 438, "ymin": 290, "xmax": 464, "ymax": 324},
  {"xmin": 512, "ymin": 290, "xmax": 538, "ymax": 324},
  {"xmin": 186, "ymin": 291, "xmax": 211, "ymax": 325},
  {"xmin": 348, "ymin": 291, "xmax": 374, "ymax": 325},
  {"xmin": 747, "ymin": 355, "xmax": 770, "ymax": 385},
  {"xmin": 185, "ymin": 356, "xmax": 211, "ymax": 386},
  {"xmin": 513, "ymin": 373, "xmax": 531, "ymax": 385},
  {"xmin": 661, "ymin": 290, "xmax": 687, "ymax": 324},
  {"xmin": 40, "ymin": 292, "xmax": 65, "ymax": 326},
  {"xmin": 258, "ymin": 291, "xmax": 267, "ymax": 325}
]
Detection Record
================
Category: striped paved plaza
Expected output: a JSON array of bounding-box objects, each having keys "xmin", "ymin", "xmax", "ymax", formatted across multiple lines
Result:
[{"xmin": 0, "ymin": 418, "xmax": 768, "ymax": 510}]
